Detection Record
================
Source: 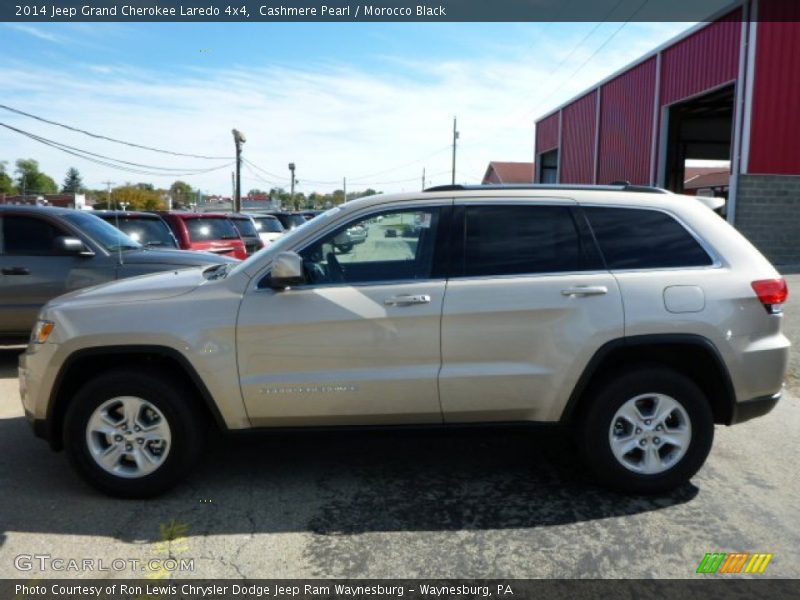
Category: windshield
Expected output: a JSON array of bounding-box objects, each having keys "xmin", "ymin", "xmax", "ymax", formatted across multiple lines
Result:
[
  {"xmin": 184, "ymin": 217, "xmax": 240, "ymax": 241},
  {"xmin": 62, "ymin": 212, "xmax": 142, "ymax": 252},
  {"xmin": 253, "ymin": 216, "xmax": 284, "ymax": 233},
  {"xmin": 228, "ymin": 206, "xmax": 341, "ymax": 277},
  {"xmin": 101, "ymin": 216, "xmax": 177, "ymax": 248},
  {"xmin": 231, "ymin": 217, "xmax": 259, "ymax": 238}
]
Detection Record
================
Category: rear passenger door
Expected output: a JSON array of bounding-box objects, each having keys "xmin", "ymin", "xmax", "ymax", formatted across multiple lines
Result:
[{"xmin": 439, "ymin": 202, "xmax": 624, "ymax": 423}]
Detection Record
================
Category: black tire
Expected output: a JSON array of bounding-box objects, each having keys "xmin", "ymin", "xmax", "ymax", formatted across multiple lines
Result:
[
  {"xmin": 63, "ymin": 368, "xmax": 206, "ymax": 498},
  {"xmin": 577, "ymin": 367, "xmax": 714, "ymax": 494}
]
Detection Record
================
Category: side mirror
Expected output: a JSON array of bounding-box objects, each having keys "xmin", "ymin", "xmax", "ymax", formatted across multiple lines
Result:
[
  {"xmin": 54, "ymin": 236, "xmax": 94, "ymax": 256},
  {"xmin": 270, "ymin": 251, "xmax": 305, "ymax": 289}
]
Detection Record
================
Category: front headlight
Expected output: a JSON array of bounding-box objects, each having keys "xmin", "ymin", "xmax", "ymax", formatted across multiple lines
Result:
[{"xmin": 31, "ymin": 320, "xmax": 55, "ymax": 344}]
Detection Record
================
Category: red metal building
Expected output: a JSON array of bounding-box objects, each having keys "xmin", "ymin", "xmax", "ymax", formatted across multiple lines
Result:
[{"xmin": 533, "ymin": 0, "xmax": 800, "ymax": 264}]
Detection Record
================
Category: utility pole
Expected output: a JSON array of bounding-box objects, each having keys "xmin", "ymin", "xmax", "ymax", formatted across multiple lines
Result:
[
  {"xmin": 422, "ymin": 168, "xmax": 426, "ymax": 191},
  {"xmin": 451, "ymin": 117, "xmax": 459, "ymax": 185},
  {"xmin": 343, "ymin": 177, "xmax": 347, "ymax": 203},
  {"xmin": 101, "ymin": 181, "xmax": 115, "ymax": 208},
  {"xmin": 288, "ymin": 163, "xmax": 296, "ymax": 210},
  {"xmin": 232, "ymin": 129, "xmax": 246, "ymax": 213}
]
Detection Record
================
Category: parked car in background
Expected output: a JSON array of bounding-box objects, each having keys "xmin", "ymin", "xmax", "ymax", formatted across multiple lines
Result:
[
  {"xmin": 299, "ymin": 210, "xmax": 324, "ymax": 220},
  {"xmin": 0, "ymin": 205, "xmax": 234, "ymax": 343},
  {"xmin": 245, "ymin": 213, "xmax": 285, "ymax": 247},
  {"xmin": 227, "ymin": 214, "xmax": 264, "ymax": 256},
  {"xmin": 263, "ymin": 211, "xmax": 308, "ymax": 231},
  {"xmin": 95, "ymin": 211, "xmax": 178, "ymax": 249},
  {"xmin": 334, "ymin": 223, "xmax": 368, "ymax": 253},
  {"xmin": 157, "ymin": 212, "xmax": 247, "ymax": 260}
]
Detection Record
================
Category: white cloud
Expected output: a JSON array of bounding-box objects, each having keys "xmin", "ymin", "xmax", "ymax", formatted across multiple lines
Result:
[
  {"xmin": 3, "ymin": 24, "xmax": 66, "ymax": 44},
  {"xmin": 0, "ymin": 22, "xmax": 692, "ymax": 194}
]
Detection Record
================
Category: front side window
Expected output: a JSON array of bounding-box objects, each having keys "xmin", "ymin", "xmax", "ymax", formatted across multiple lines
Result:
[
  {"xmin": 299, "ymin": 208, "xmax": 440, "ymax": 285},
  {"xmin": 583, "ymin": 207, "xmax": 713, "ymax": 269},
  {"xmin": 461, "ymin": 205, "xmax": 585, "ymax": 277},
  {"xmin": 1, "ymin": 215, "xmax": 68, "ymax": 256}
]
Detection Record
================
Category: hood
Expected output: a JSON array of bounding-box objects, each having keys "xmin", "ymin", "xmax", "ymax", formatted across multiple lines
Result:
[
  {"xmin": 117, "ymin": 247, "xmax": 237, "ymax": 267},
  {"xmin": 47, "ymin": 267, "xmax": 215, "ymax": 308}
]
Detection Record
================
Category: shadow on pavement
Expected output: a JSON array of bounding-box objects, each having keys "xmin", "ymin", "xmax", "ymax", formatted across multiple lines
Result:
[{"xmin": 0, "ymin": 346, "xmax": 698, "ymax": 545}]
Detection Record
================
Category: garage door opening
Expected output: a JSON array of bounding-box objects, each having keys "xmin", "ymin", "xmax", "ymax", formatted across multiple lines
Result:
[{"xmin": 663, "ymin": 85, "xmax": 734, "ymax": 197}]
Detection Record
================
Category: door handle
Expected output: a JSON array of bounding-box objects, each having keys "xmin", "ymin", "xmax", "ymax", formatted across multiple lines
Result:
[
  {"xmin": 384, "ymin": 294, "xmax": 431, "ymax": 306},
  {"xmin": 561, "ymin": 285, "xmax": 608, "ymax": 297},
  {"xmin": 2, "ymin": 267, "xmax": 30, "ymax": 276}
]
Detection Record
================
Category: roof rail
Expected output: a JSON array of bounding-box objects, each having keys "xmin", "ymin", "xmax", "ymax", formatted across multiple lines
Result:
[{"xmin": 424, "ymin": 183, "xmax": 670, "ymax": 194}]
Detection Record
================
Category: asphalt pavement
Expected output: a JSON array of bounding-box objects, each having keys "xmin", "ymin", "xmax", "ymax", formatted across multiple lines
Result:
[{"xmin": 0, "ymin": 275, "xmax": 798, "ymax": 579}]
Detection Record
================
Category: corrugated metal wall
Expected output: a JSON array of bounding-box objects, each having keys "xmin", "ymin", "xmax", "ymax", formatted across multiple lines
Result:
[
  {"xmin": 660, "ymin": 9, "xmax": 742, "ymax": 106},
  {"xmin": 597, "ymin": 57, "xmax": 657, "ymax": 186},
  {"xmin": 534, "ymin": 113, "xmax": 559, "ymax": 155},
  {"xmin": 748, "ymin": 0, "xmax": 800, "ymax": 175},
  {"xmin": 559, "ymin": 90, "xmax": 597, "ymax": 183}
]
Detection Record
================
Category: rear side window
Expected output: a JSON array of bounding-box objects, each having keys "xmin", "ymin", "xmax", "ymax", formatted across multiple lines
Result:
[
  {"xmin": 461, "ymin": 205, "xmax": 589, "ymax": 277},
  {"xmin": 583, "ymin": 207, "xmax": 713, "ymax": 269},
  {"xmin": 184, "ymin": 217, "xmax": 239, "ymax": 242}
]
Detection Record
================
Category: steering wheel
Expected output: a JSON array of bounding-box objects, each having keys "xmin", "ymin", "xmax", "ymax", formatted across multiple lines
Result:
[{"xmin": 326, "ymin": 251, "xmax": 345, "ymax": 284}]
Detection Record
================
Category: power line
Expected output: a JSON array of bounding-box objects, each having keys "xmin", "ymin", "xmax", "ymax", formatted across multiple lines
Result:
[
  {"xmin": 1, "ymin": 122, "xmax": 227, "ymax": 173},
  {"xmin": 1, "ymin": 122, "xmax": 233, "ymax": 177},
  {"xmin": 526, "ymin": 0, "xmax": 651, "ymax": 119},
  {"xmin": 0, "ymin": 104, "xmax": 231, "ymax": 160}
]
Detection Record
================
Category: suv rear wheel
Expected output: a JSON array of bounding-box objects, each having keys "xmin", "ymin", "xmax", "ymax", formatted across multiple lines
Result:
[
  {"xmin": 578, "ymin": 367, "xmax": 714, "ymax": 494},
  {"xmin": 64, "ymin": 368, "xmax": 205, "ymax": 498}
]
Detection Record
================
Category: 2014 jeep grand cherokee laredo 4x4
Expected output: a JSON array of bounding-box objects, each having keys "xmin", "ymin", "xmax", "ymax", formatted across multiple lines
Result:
[{"xmin": 19, "ymin": 184, "xmax": 789, "ymax": 497}]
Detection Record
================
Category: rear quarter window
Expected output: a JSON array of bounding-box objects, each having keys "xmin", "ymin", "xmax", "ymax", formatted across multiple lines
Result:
[{"xmin": 583, "ymin": 206, "xmax": 713, "ymax": 269}]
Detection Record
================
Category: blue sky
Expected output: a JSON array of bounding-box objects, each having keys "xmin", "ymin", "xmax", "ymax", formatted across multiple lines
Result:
[{"xmin": 0, "ymin": 21, "xmax": 696, "ymax": 194}]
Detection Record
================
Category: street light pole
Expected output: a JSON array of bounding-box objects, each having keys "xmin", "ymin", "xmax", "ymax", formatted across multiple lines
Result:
[
  {"xmin": 288, "ymin": 162, "xmax": 296, "ymax": 210},
  {"xmin": 232, "ymin": 129, "xmax": 246, "ymax": 213},
  {"xmin": 451, "ymin": 117, "xmax": 459, "ymax": 185}
]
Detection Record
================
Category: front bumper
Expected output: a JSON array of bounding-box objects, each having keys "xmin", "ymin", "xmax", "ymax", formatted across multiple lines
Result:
[{"xmin": 730, "ymin": 388, "xmax": 782, "ymax": 424}]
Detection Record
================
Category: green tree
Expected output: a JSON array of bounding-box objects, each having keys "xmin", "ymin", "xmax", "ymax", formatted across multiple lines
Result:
[
  {"xmin": 169, "ymin": 180, "xmax": 193, "ymax": 206},
  {"xmin": 15, "ymin": 159, "xmax": 57, "ymax": 195},
  {"xmin": 62, "ymin": 167, "xmax": 84, "ymax": 193},
  {"xmin": 0, "ymin": 161, "xmax": 17, "ymax": 195},
  {"xmin": 108, "ymin": 185, "xmax": 165, "ymax": 211}
]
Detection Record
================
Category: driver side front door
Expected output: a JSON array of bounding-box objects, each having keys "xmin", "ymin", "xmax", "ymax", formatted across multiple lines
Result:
[{"xmin": 236, "ymin": 204, "xmax": 449, "ymax": 427}]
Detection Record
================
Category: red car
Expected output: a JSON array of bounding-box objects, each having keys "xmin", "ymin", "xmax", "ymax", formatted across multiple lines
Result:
[{"xmin": 158, "ymin": 212, "xmax": 247, "ymax": 260}]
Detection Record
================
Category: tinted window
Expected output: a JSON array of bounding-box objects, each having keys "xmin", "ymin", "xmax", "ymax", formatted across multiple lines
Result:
[
  {"xmin": 583, "ymin": 207, "xmax": 713, "ymax": 269},
  {"xmin": 299, "ymin": 208, "xmax": 439, "ymax": 285},
  {"xmin": 462, "ymin": 205, "xmax": 583, "ymax": 276},
  {"xmin": 100, "ymin": 216, "xmax": 177, "ymax": 248},
  {"xmin": 231, "ymin": 217, "xmax": 259, "ymax": 238},
  {"xmin": 2, "ymin": 215, "xmax": 68, "ymax": 255},
  {"xmin": 184, "ymin": 217, "xmax": 239, "ymax": 242},
  {"xmin": 253, "ymin": 216, "xmax": 284, "ymax": 233}
]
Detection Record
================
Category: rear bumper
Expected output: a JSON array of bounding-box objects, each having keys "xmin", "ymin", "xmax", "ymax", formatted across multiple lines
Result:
[{"xmin": 730, "ymin": 388, "xmax": 782, "ymax": 424}]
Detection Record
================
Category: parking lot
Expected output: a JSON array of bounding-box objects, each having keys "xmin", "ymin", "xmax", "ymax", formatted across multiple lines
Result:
[{"xmin": 0, "ymin": 274, "xmax": 798, "ymax": 579}]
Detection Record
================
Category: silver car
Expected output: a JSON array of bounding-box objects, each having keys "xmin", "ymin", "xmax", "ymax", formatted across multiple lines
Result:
[{"xmin": 19, "ymin": 185, "xmax": 789, "ymax": 497}]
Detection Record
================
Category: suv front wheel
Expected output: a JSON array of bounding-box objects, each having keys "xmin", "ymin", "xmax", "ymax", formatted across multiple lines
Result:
[
  {"xmin": 578, "ymin": 367, "xmax": 714, "ymax": 494},
  {"xmin": 64, "ymin": 368, "xmax": 205, "ymax": 498}
]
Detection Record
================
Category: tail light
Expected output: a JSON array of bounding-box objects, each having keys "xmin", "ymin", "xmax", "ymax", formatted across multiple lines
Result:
[{"xmin": 751, "ymin": 279, "xmax": 788, "ymax": 314}]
